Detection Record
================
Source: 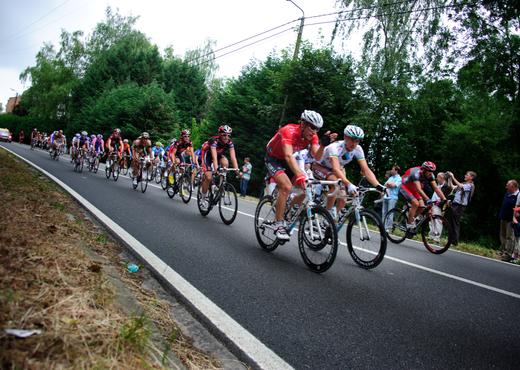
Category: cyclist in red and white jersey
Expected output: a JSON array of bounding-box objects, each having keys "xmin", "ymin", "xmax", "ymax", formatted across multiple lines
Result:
[
  {"xmin": 265, "ymin": 110, "xmax": 327, "ymax": 240},
  {"xmin": 400, "ymin": 161, "xmax": 447, "ymax": 230},
  {"xmin": 199, "ymin": 125, "xmax": 239, "ymax": 202}
]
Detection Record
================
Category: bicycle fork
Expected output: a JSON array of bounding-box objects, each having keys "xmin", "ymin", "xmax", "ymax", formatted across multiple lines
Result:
[{"xmin": 355, "ymin": 208, "xmax": 371, "ymax": 241}]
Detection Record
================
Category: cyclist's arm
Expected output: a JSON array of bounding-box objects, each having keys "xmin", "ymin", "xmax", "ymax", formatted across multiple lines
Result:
[
  {"xmin": 329, "ymin": 156, "xmax": 352, "ymax": 186},
  {"xmin": 413, "ymin": 180, "xmax": 430, "ymax": 201},
  {"xmin": 281, "ymin": 143, "xmax": 304, "ymax": 177},
  {"xmin": 358, "ymin": 159, "xmax": 382, "ymax": 188},
  {"xmin": 308, "ymin": 141, "xmax": 324, "ymax": 161}
]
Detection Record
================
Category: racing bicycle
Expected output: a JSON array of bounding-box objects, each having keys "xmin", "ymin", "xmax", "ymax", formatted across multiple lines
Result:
[{"xmin": 197, "ymin": 168, "xmax": 239, "ymax": 225}]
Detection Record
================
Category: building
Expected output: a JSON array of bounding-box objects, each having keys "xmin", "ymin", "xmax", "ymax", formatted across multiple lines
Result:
[{"xmin": 6, "ymin": 95, "xmax": 21, "ymax": 113}]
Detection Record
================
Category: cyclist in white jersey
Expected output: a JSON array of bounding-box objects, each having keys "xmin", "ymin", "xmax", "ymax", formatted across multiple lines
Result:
[{"xmin": 311, "ymin": 125, "xmax": 385, "ymax": 217}]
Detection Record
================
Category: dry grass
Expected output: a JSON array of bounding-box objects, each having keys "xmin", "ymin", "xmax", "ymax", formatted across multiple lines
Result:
[{"xmin": 0, "ymin": 150, "xmax": 223, "ymax": 369}]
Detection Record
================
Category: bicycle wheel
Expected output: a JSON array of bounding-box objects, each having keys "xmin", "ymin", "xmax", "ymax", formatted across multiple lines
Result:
[
  {"xmin": 132, "ymin": 168, "xmax": 138, "ymax": 190},
  {"xmin": 94, "ymin": 157, "xmax": 99, "ymax": 173},
  {"xmin": 384, "ymin": 208, "xmax": 408, "ymax": 244},
  {"xmin": 197, "ymin": 184, "xmax": 212, "ymax": 216},
  {"xmin": 112, "ymin": 161, "xmax": 120, "ymax": 181},
  {"xmin": 298, "ymin": 205, "xmax": 338, "ymax": 273},
  {"xmin": 179, "ymin": 175, "xmax": 192, "ymax": 204},
  {"xmin": 421, "ymin": 215, "xmax": 452, "ymax": 254},
  {"xmin": 218, "ymin": 182, "xmax": 238, "ymax": 225},
  {"xmin": 78, "ymin": 156, "xmax": 84, "ymax": 173},
  {"xmin": 346, "ymin": 209, "xmax": 387, "ymax": 269},
  {"xmin": 254, "ymin": 195, "xmax": 279, "ymax": 252},
  {"xmin": 147, "ymin": 165, "xmax": 154, "ymax": 182},
  {"xmin": 105, "ymin": 159, "xmax": 111, "ymax": 179},
  {"xmin": 140, "ymin": 167, "xmax": 149, "ymax": 193},
  {"xmin": 154, "ymin": 166, "xmax": 162, "ymax": 184}
]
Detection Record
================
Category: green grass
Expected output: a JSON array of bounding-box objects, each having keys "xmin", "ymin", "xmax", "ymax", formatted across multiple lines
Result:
[{"xmin": 119, "ymin": 315, "xmax": 152, "ymax": 353}]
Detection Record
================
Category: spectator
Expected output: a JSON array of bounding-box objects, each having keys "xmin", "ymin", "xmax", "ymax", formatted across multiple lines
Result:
[
  {"xmin": 18, "ymin": 129, "xmax": 25, "ymax": 144},
  {"xmin": 512, "ymin": 204, "xmax": 520, "ymax": 262},
  {"xmin": 239, "ymin": 157, "xmax": 252, "ymax": 197},
  {"xmin": 498, "ymin": 179, "xmax": 519, "ymax": 262},
  {"xmin": 428, "ymin": 172, "xmax": 452, "ymax": 241},
  {"xmin": 445, "ymin": 171, "xmax": 476, "ymax": 246},
  {"xmin": 382, "ymin": 165, "xmax": 401, "ymax": 231}
]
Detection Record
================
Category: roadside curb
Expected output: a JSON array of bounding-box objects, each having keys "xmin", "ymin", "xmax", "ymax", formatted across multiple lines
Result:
[{"xmin": 1, "ymin": 145, "xmax": 294, "ymax": 370}]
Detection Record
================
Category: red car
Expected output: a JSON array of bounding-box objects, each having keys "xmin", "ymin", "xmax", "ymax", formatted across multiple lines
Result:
[{"xmin": 0, "ymin": 128, "xmax": 12, "ymax": 142}]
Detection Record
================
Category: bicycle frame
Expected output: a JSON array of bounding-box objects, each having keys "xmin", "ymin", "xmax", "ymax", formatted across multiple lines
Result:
[{"xmin": 335, "ymin": 187, "xmax": 380, "ymax": 237}]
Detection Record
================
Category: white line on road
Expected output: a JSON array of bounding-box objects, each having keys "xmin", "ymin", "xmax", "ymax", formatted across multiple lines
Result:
[{"xmin": 1, "ymin": 145, "xmax": 294, "ymax": 370}]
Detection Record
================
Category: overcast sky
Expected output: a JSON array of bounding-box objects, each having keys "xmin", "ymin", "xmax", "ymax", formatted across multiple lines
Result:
[{"xmin": 0, "ymin": 0, "xmax": 361, "ymax": 111}]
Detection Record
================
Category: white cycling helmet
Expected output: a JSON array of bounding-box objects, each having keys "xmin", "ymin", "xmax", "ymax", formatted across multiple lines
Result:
[
  {"xmin": 300, "ymin": 110, "xmax": 323, "ymax": 129},
  {"xmin": 344, "ymin": 125, "xmax": 364, "ymax": 139}
]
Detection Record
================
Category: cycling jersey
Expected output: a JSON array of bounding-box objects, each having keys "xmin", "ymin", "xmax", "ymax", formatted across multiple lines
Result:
[
  {"xmin": 174, "ymin": 138, "xmax": 193, "ymax": 154},
  {"xmin": 400, "ymin": 166, "xmax": 435, "ymax": 201},
  {"xmin": 152, "ymin": 146, "xmax": 165, "ymax": 158},
  {"xmin": 201, "ymin": 136, "xmax": 234, "ymax": 171},
  {"xmin": 266, "ymin": 123, "xmax": 318, "ymax": 160},
  {"xmin": 317, "ymin": 140, "xmax": 365, "ymax": 168},
  {"xmin": 79, "ymin": 136, "xmax": 90, "ymax": 147},
  {"xmin": 92, "ymin": 138, "xmax": 104, "ymax": 153}
]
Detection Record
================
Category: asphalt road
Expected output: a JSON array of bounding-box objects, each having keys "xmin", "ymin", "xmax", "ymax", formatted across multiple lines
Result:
[{"xmin": 3, "ymin": 142, "xmax": 520, "ymax": 369}]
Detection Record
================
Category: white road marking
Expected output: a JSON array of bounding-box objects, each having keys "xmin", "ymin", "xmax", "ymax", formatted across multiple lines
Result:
[{"xmin": 1, "ymin": 145, "xmax": 294, "ymax": 370}]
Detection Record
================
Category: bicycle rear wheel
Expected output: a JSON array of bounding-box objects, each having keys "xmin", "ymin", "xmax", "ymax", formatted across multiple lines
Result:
[
  {"xmin": 219, "ymin": 183, "xmax": 238, "ymax": 225},
  {"xmin": 346, "ymin": 209, "xmax": 387, "ymax": 269},
  {"xmin": 298, "ymin": 206, "xmax": 338, "ymax": 273},
  {"xmin": 112, "ymin": 161, "xmax": 120, "ymax": 181},
  {"xmin": 179, "ymin": 175, "xmax": 192, "ymax": 204},
  {"xmin": 421, "ymin": 215, "xmax": 452, "ymax": 254},
  {"xmin": 254, "ymin": 196, "xmax": 279, "ymax": 252},
  {"xmin": 384, "ymin": 208, "xmax": 408, "ymax": 244},
  {"xmin": 140, "ymin": 167, "xmax": 149, "ymax": 193}
]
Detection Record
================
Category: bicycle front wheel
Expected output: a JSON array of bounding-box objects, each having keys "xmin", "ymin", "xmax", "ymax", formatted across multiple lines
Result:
[
  {"xmin": 346, "ymin": 209, "xmax": 387, "ymax": 269},
  {"xmin": 254, "ymin": 196, "xmax": 279, "ymax": 252},
  {"xmin": 94, "ymin": 157, "xmax": 100, "ymax": 173},
  {"xmin": 78, "ymin": 157, "xmax": 84, "ymax": 173},
  {"xmin": 218, "ymin": 183, "xmax": 238, "ymax": 225},
  {"xmin": 384, "ymin": 208, "xmax": 408, "ymax": 244},
  {"xmin": 112, "ymin": 161, "xmax": 120, "ymax": 181},
  {"xmin": 140, "ymin": 167, "xmax": 149, "ymax": 193},
  {"xmin": 298, "ymin": 206, "xmax": 338, "ymax": 273},
  {"xmin": 421, "ymin": 215, "xmax": 452, "ymax": 254},
  {"xmin": 179, "ymin": 175, "xmax": 192, "ymax": 204},
  {"xmin": 105, "ymin": 159, "xmax": 111, "ymax": 179},
  {"xmin": 197, "ymin": 184, "xmax": 212, "ymax": 216}
]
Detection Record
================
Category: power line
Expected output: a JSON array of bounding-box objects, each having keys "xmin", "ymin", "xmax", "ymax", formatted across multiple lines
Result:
[{"xmin": 0, "ymin": 0, "xmax": 72, "ymax": 43}]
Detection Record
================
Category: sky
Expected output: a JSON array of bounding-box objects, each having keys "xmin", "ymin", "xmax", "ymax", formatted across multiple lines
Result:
[{"xmin": 0, "ymin": 0, "xmax": 364, "ymax": 112}]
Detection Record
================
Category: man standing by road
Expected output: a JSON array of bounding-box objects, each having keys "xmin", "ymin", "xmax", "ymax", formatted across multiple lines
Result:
[
  {"xmin": 239, "ymin": 157, "xmax": 252, "ymax": 197},
  {"xmin": 498, "ymin": 179, "xmax": 519, "ymax": 262},
  {"xmin": 382, "ymin": 165, "xmax": 401, "ymax": 231},
  {"xmin": 445, "ymin": 170, "xmax": 476, "ymax": 246}
]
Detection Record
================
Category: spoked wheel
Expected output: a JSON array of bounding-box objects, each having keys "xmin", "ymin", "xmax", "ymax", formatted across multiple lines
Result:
[
  {"xmin": 298, "ymin": 206, "xmax": 338, "ymax": 273},
  {"xmin": 147, "ymin": 165, "xmax": 154, "ymax": 182},
  {"xmin": 121, "ymin": 159, "xmax": 128, "ymax": 175},
  {"xmin": 73, "ymin": 158, "xmax": 79, "ymax": 172},
  {"xmin": 254, "ymin": 196, "xmax": 279, "ymax": 252},
  {"xmin": 421, "ymin": 215, "xmax": 452, "ymax": 254},
  {"xmin": 93, "ymin": 157, "xmax": 100, "ymax": 173},
  {"xmin": 218, "ymin": 183, "xmax": 238, "ymax": 225},
  {"xmin": 105, "ymin": 159, "xmax": 112, "ymax": 179},
  {"xmin": 154, "ymin": 167, "xmax": 163, "ymax": 184},
  {"xmin": 384, "ymin": 208, "xmax": 408, "ymax": 244},
  {"xmin": 131, "ymin": 168, "xmax": 138, "ymax": 190},
  {"xmin": 112, "ymin": 161, "xmax": 120, "ymax": 181},
  {"xmin": 197, "ymin": 184, "xmax": 212, "ymax": 216},
  {"xmin": 140, "ymin": 167, "xmax": 149, "ymax": 193},
  {"xmin": 179, "ymin": 175, "xmax": 192, "ymax": 204},
  {"xmin": 346, "ymin": 209, "xmax": 387, "ymax": 269}
]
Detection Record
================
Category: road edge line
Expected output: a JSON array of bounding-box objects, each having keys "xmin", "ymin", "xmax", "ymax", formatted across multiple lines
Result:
[{"xmin": 1, "ymin": 145, "xmax": 294, "ymax": 370}]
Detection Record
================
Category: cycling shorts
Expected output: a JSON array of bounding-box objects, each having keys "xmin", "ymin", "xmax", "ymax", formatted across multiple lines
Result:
[
  {"xmin": 264, "ymin": 154, "xmax": 295, "ymax": 182},
  {"xmin": 202, "ymin": 150, "xmax": 225, "ymax": 172},
  {"xmin": 400, "ymin": 183, "xmax": 421, "ymax": 202}
]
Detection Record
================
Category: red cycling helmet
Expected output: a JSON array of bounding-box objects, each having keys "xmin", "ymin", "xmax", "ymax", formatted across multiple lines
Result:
[
  {"xmin": 218, "ymin": 125, "xmax": 232, "ymax": 134},
  {"xmin": 421, "ymin": 161, "xmax": 437, "ymax": 171}
]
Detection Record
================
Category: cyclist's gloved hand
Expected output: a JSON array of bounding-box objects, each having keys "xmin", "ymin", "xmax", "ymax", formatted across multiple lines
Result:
[
  {"xmin": 347, "ymin": 183, "xmax": 358, "ymax": 194},
  {"xmin": 294, "ymin": 173, "xmax": 307, "ymax": 188},
  {"xmin": 426, "ymin": 198, "xmax": 434, "ymax": 205},
  {"xmin": 376, "ymin": 184, "xmax": 386, "ymax": 193}
]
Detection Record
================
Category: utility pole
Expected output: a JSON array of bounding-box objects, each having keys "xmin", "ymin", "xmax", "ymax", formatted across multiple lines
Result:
[{"xmin": 278, "ymin": 0, "xmax": 304, "ymax": 127}]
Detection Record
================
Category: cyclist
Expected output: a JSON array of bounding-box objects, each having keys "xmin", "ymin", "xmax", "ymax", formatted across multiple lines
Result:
[
  {"xmin": 170, "ymin": 129, "xmax": 198, "ymax": 182},
  {"xmin": 30, "ymin": 128, "xmax": 38, "ymax": 147},
  {"xmin": 152, "ymin": 142, "xmax": 166, "ymax": 167},
  {"xmin": 106, "ymin": 128, "xmax": 124, "ymax": 168},
  {"xmin": 71, "ymin": 133, "xmax": 80, "ymax": 161},
  {"xmin": 121, "ymin": 138, "xmax": 132, "ymax": 169},
  {"xmin": 311, "ymin": 125, "xmax": 385, "ymax": 219},
  {"xmin": 200, "ymin": 125, "xmax": 239, "ymax": 204},
  {"xmin": 400, "ymin": 161, "xmax": 447, "ymax": 230},
  {"xmin": 91, "ymin": 134, "xmax": 105, "ymax": 160},
  {"xmin": 265, "ymin": 110, "xmax": 327, "ymax": 240},
  {"xmin": 131, "ymin": 132, "xmax": 153, "ymax": 186},
  {"xmin": 50, "ymin": 130, "xmax": 65, "ymax": 155},
  {"xmin": 72, "ymin": 131, "xmax": 90, "ymax": 162}
]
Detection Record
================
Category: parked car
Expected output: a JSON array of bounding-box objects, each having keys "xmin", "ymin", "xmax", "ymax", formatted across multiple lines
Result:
[{"xmin": 0, "ymin": 128, "xmax": 12, "ymax": 142}]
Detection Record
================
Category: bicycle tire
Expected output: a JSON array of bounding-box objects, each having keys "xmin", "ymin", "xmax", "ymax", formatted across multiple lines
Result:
[
  {"xmin": 154, "ymin": 167, "xmax": 162, "ymax": 184},
  {"xmin": 384, "ymin": 208, "xmax": 408, "ymax": 244},
  {"xmin": 113, "ymin": 162, "xmax": 120, "ymax": 181},
  {"xmin": 140, "ymin": 167, "xmax": 148, "ymax": 193},
  {"xmin": 421, "ymin": 215, "xmax": 452, "ymax": 254},
  {"xmin": 298, "ymin": 205, "xmax": 338, "ymax": 273},
  {"xmin": 254, "ymin": 195, "xmax": 279, "ymax": 252},
  {"xmin": 197, "ymin": 184, "xmax": 212, "ymax": 216},
  {"xmin": 94, "ymin": 158, "xmax": 99, "ymax": 173},
  {"xmin": 218, "ymin": 182, "xmax": 238, "ymax": 225},
  {"xmin": 346, "ymin": 209, "xmax": 387, "ymax": 269},
  {"xmin": 105, "ymin": 159, "xmax": 111, "ymax": 179},
  {"xmin": 179, "ymin": 175, "xmax": 192, "ymax": 204}
]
